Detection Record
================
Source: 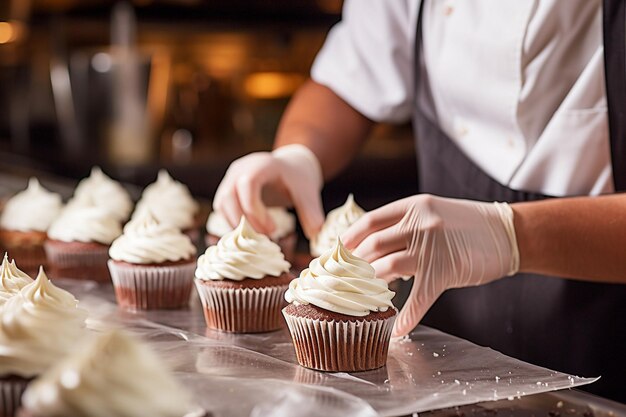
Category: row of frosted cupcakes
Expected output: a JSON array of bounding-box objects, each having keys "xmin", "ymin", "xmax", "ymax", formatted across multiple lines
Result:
[
  {"xmin": 0, "ymin": 256, "xmax": 206, "ymax": 417},
  {"xmin": 0, "ymin": 217, "xmax": 397, "ymax": 416},
  {"xmin": 0, "ymin": 167, "xmax": 367, "ymax": 280}
]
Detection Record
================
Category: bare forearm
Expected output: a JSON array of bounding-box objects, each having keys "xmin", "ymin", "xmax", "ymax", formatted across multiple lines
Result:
[
  {"xmin": 513, "ymin": 194, "xmax": 626, "ymax": 283},
  {"xmin": 274, "ymin": 79, "xmax": 374, "ymax": 180}
]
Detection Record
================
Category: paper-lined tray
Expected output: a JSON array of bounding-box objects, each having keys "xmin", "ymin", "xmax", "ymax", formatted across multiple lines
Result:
[{"xmin": 61, "ymin": 280, "xmax": 596, "ymax": 417}]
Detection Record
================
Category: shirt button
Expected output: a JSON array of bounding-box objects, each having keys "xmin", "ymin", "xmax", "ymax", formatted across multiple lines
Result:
[
  {"xmin": 444, "ymin": 5, "xmax": 454, "ymax": 16},
  {"xmin": 457, "ymin": 125, "xmax": 468, "ymax": 137}
]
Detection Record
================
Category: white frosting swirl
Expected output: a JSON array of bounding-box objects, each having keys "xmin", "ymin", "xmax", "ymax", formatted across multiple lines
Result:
[
  {"xmin": 286, "ymin": 239, "xmax": 395, "ymax": 317},
  {"xmin": 0, "ymin": 178, "xmax": 63, "ymax": 232},
  {"xmin": 206, "ymin": 208, "xmax": 295, "ymax": 240},
  {"xmin": 21, "ymin": 330, "xmax": 194, "ymax": 417},
  {"xmin": 109, "ymin": 210, "xmax": 196, "ymax": 264},
  {"xmin": 48, "ymin": 203, "xmax": 122, "ymax": 245},
  {"xmin": 0, "ymin": 254, "xmax": 33, "ymax": 306},
  {"xmin": 73, "ymin": 167, "xmax": 133, "ymax": 222},
  {"xmin": 311, "ymin": 194, "xmax": 365, "ymax": 256},
  {"xmin": 0, "ymin": 268, "xmax": 88, "ymax": 377},
  {"xmin": 133, "ymin": 170, "xmax": 199, "ymax": 230},
  {"xmin": 195, "ymin": 217, "xmax": 290, "ymax": 281}
]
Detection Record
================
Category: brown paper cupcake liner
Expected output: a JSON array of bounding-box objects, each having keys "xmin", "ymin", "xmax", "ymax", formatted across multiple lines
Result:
[
  {"xmin": 0, "ymin": 376, "xmax": 31, "ymax": 417},
  {"xmin": 0, "ymin": 246, "xmax": 46, "ymax": 277},
  {"xmin": 43, "ymin": 242, "xmax": 110, "ymax": 282},
  {"xmin": 194, "ymin": 280, "xmax": 289, "ymax": 333},
  {"xmin": 108, "ymin": 261, "xmax": 196, "ymax": 310},
  {"xmin": 282, "ymin": 309, "xmax": 396, "ymax": 372}
]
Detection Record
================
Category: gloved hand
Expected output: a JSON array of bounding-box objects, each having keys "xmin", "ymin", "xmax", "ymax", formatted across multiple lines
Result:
[
  {"xmin": 213, "ymin": 144, "xmax": 325, "ymax": 239},
  {"xmin": 342, "ymin": 194, "xmax": 519, "ymax": 337}
]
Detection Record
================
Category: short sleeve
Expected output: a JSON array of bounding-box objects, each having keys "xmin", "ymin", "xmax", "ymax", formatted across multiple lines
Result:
[{"xmin": 311, "ymin": 0, "xmax": 417, "ymax": 123}]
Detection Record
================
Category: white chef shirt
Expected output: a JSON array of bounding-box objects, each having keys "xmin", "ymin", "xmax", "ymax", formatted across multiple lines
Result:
[{"xmin": 311, "ymin": 0, "xmax": 613, "ymax": 197}]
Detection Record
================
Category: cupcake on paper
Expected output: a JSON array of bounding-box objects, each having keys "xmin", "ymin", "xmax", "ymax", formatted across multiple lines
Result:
[
  {"xmin": 45, "ymin": 200, "xmax": 122, "ymax": 282},
  {"xmin": 19, "ymin": 330, "xmax": 206, "ymax": 417},
  {"xmin": 0, "ymin": 267, "xmax": 87, "ymax": 416},
  {"xmin": 0, "ymin": 253, "xmax": 33, "ymax": 306},
  {"xmin": 132, "ymin": 170, "xmax": 200, "ymax": 238},
  {"xmin": 284, "ymin": 238, "xmax": 396, "ymax": 372},
  {"xmin": 71, "ymin": 166, "xmax": 133, "ymax": 222},
  {"xmin": 206, "ymin": 208, "xmax": 297, "ymax": 262},
  {"xmin": 195, "ymin": 216, "xmax": 292, "ymax": 333},
  {"xmin": 310, "ymin": 194, "xmax": 365, "ymax": 257},
  {"xmin": 0, "ymin": 179, "xmax": 63, "ymax": 274},
  {"xmin": 108, "ymin": 210, "xmax": 197, "ymax": 310}
]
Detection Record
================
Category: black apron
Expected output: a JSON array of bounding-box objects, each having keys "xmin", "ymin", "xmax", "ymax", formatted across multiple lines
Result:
[{"xmin": 413, "ymin": 0, "xmax": 626, "ymax": 402}]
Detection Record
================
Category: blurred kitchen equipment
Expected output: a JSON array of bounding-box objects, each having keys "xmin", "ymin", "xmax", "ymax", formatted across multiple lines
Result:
[
  {"xmin": 50, "ymin": 2, "xmax": 161, "ymax": 164},
  {"xmin": 108, "ymin": 2, "xmax": 152, "ymax": 165}
]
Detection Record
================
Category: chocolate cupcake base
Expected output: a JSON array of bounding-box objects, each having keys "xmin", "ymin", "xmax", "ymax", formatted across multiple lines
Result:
[
  {"xmin": 0, "ymin": 375, "xmax": 32, "ymax": 417},
  {"xmin": 0, "ymin": 230, "xmax": 48, "ymax": 276},
  {"xmin": 282, "ymin": 304, "xmax": 397, "ymax": 372},
  {"xmin": 194, "ymin": 273, "xmax": 292, "ymax": 333},
  {"xmin": 43, "ymin": 240, "xmax": 110, "ymax": 283},
  {"xmin": 108, "ymin": 260, "xmax": 196, "ymax": 310}
]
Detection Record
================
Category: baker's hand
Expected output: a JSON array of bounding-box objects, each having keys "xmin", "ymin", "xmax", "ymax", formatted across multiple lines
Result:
[
  {"xmin": 342, "ymin": 194, "xmax": 519, "ymax": 337},
  {"xmin": 213, "ymin": 144, "xmax": 324, "ymax": 239}
]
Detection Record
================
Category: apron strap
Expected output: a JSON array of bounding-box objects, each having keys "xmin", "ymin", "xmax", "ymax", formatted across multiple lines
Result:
[{"xmin": 603, "ymin": 0, "xmax": 626, "ymax": 192}]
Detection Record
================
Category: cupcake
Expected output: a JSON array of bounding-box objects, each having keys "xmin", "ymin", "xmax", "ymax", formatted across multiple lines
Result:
[
  {"xmin": 310, "ymin": 194, "xmax": 365, "ymax": 257},
  {"xmin": 0, "ymin": 267, "xmax": 87, "ymax": 416},
  {"xmin": 71, "ymin": 166, "xmax": 133, "ymax": 222},
  {"xmin": 132, "ymin": 170, "xmax": 200, "ymax": 239},
  {"xmin": 0, "ymin": 254, "xmax": 33, "ymax": 306},
  {"xmin": 19, "ymin": 330, "xmax": 206, "ymax": 417},
  {"xmin": 195, "ymin": 216, "xmax": 292, "ymax": 333},
  {"xmin": 206, "ymin": 208, "xmax": 297, "ymax": 262},
  {"xmin": 0, "ymin": 179, "xmax": 63, "ymax": 274},
  {"xmin": 283, "ymin": 238, "xmax": 396, "ymax": 372},
  {"xmin": 45, "ymin": 202, "xmax": 122, "ymax": 282},
  {"xmin": 108, "ymin": 210, "xmax": 197, "ymax": 310}
]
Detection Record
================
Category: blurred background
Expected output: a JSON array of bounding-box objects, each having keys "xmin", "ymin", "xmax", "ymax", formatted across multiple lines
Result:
[{"xmin": 0, "ymin": 0, "xmax": 417, "ymax": 212}]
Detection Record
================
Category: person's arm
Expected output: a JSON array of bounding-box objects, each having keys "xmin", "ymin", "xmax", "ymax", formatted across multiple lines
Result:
[
  {"xmin": 513, "ymin": 193, "xmax": 626, "ymax": 283},
  {"xmin": 343, "ymin": 193, "xmax": 626, "ymax": 336},
  {"xmin": 274, "ymin": 79, "xmax": 374, "ymax": 181}
]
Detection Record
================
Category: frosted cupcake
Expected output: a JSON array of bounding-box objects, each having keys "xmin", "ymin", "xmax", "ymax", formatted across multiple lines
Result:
[
  {"xmin": 132, "ymin": 170, "xmax": 201, "ymax": 239},
  {"xmin": 195, "ymin": 217, "xmax": 292, "ymax": 333},
  {"xmin": 19, "ymin": 330, "xmax": 206, "ymax": 417},
  {"xmin": 45, "ymin": 202, "xmax": 122, "ymax": 282},
  {"xmin": 0, "ymin": 179, "xmax": 62, "ymax": 274},
  {"xmin": 310, "ymin": 194, "xmax": 365, "ymax": 257},
  {"xmin": 108, "ymin": 210, "xmax": 197, "ymax": 310},
  {"xmin": 206, "ymin": 208, "xmax": 297, "ymax": 262},
  {"xmin": 71, "ymin": 166, "xmax": 133, "ymax": 222},
  {"xmin": 0, "ymin": 253, "xmax": 33, "ymax": 306},
  {"xmin": 284, "ymin": 238, "xmax": 396, "ymax": 372},
  {"xmin": 0, "ymin": 267, "xmax": 87, "ymax": 416}
]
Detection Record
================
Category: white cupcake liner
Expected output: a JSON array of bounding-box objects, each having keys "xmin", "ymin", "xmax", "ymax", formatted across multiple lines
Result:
[
  {"xmin": 194, "ymin": 280, "xmax": 289, "ymax": 333},
  {"xmin": 108, "ymin": 260, "xmax": 196, "ymax": 310},
  {"xmin": 43, "ymin": 242, "xmax": 110, "ymax": 282},
  {"xmin": 282, "ymin": 309, "xmax": 396, "ymax": 372},
  {"xmin": 0, "ymin": 377, "xmax": 30, "ymax": 417}
]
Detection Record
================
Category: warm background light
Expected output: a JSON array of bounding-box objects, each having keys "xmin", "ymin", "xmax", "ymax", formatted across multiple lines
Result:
[
  {"xmin": 0, "ymin": 21, "xmax": 25, "ymax": 44},
  {"xmin": 244, "ymin": 72, "xmax": 305, "ymax": 100},
  {"xmin": 0, "ymin": 22, "xmax": 15, "ymax": 44}
]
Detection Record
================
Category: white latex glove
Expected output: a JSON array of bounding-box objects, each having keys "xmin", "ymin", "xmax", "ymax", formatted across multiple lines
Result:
[
  {"xmin": 342, "ymin": 194, "xmax": 519, "ymax": 337},
  {"xmin": 213, "ymin": 144, "xmax": 325, "ymax": 239}
]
